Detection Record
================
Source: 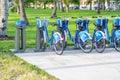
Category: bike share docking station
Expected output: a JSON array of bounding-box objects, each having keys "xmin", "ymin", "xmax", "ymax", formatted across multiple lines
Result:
[
  {"xmin": 34, "ymin": 17, "xmax": 64, "ymax": 55},
  {"xmin": 10, "ymin": 17, "xmax": 120, "ymax": 54},
  {"xmin": 14, "ymin": 21, "xmax": 26, "ymax": 53},
  {"xmin": 34, "ymin": 18, "xmax": 48, "ymax": 52}
]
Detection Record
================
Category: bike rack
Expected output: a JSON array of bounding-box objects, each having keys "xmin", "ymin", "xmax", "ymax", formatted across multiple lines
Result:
[
  {"xmin": 35, "ymin": 18, "xmax": 49, "ymax": 52},
  {"xmin": 15, "ymin": 21, "xmax": 26, "ymax": 52},
  {"xmin": 35, "ymin": 19, "xmax": 44, "ymax": 52}
]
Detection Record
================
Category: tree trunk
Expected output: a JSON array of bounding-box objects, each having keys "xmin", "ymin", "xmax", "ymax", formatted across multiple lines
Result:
[
  {"xmin": 103, "ymin": 3, "xmax": 105, "ymax": 10},
  {"xmin": 51, "ymin": 0, "xmax": 57, "ymax": 18},
  {"xmin": 44, "ymin": 0, "xmax": 46, "ymax": 9},
  {"xmin": 92, "ymin": 1, "xmax": 94, "ymax": 10},
  {"xmin": 89, "ymin": 2, "xmax": 92, "ymax": 10},
  {"xmin": 79, "ymin": 1, "xmax": 81, "ymax": 10},
  {"xmin": 58, "ymin": 0, "xmax": 60, "ymax": 10},
  {"xmin": 34, "ymin": 0, "xmax": 37, "ymax": 9},
  {"xmin": 96, "ymin": 0, "xmax": 100, "ymax": 14},
  {"xmin": 60, "ymin": 0, "xmax": 64, "ymax": 12},
  {"xmin": 66, "ymin": 4, "xmax": 69, "ymax": 13},
  {"xmin": 0, "ymin": 0, "xmax": 8, "ymax": 37},
  {"xmin": 19, "ymin": 0, "xmax": 29, "ymax": 25},
  {"xmin": 16, "ymin": 5, "xmax": 20, "ymax": 14},
  {"xmin": 65, "ymin": 0, "xmax": 69, "ymax": 13},
  {"xmin": 107, "ymin": 0, "xmax": 110, "ymax": 12}
]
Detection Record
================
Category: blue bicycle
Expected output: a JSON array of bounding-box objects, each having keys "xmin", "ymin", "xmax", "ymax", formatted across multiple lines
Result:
[
  {"xmin": 112, "ymin": 18, "xmax": 120, "ymax": 52},
  {"xmin": 75, "ymin": 18, "xmax": 93, "ymax": 53},
  {"xmin": 98, "ymin": 17, "xmax": 120, "ymax": 52},
  {"xmin": 56, "ymin": 18, "xmax": 93, "ymax": 53},
  {"xmin": 56, "ymin": 18, "xmax": 69, "ymax": 48},
  {"xmin": 36, "ymin": 17, "xmax": 64, "ymax": 55},
  {"xmin": 92, "ymin": 18, "xmax": 106, "ymax": 53}
]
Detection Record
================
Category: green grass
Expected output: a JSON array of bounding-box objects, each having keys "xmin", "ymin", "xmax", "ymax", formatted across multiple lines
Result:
[
  {"xmin": 0, "ymin": 8, "xmax": 120, "ymax": 80},
  {"xmin": 0, "ymin": 52, "xmax": 57, "ymax": 80}
]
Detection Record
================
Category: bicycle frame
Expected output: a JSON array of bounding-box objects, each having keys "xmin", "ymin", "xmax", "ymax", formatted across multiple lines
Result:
[
  {"xmin": 92, "ymin": 18, "xmax": 106, "ymax": 43},
  {"xmin": 111, "ymin": 18, "xmax": 120, "ymax": 42},
  {"xmin": 74, "ymin": 19, "xmax": 91, "ymax": 45},
  {"xmin": 56, "ymin": 18, "xmax": 91, "ymax": 46},
  {"xmin": 101, "ymin": 18, "xmax": 120, "ymax": 44},
  {"xmin": 102, "ymin": 18, "xmax": 111, "ymax": 40},
  {"xmin": 36, "ymin": 18, "xmax": 63, "ymax": 46},
  {"xmin": 57, "ymin": 18, "xmax": 74, "ymax": 42}
]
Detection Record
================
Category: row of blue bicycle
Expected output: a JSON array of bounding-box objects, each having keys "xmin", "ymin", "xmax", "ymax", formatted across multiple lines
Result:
[{"xmin": 36, "ymin": 17, "xmax": 120, "ymax": 55}]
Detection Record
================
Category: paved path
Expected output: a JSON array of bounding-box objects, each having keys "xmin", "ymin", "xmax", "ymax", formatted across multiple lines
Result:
[{"xmin": 14, "ymin": 47, "xmax": 120, "ymax": 80}]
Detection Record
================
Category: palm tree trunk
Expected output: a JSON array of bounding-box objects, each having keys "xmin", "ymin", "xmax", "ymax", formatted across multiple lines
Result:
[
  {"xmin": 96, "ymin": 0, "xmax": 101, "ymax": 14},
  {"xmin": 51, "ymin": 0, "xmax": 57, "ymax": 18},
  {"xmin": 16, "ymin": 5, "xmax": 20, "ymax": 14},
  {"xmin": 107, "ymin": 0, "xmax": 110, "ymax": 11},
  {"xmin": 44, "ymin": 0, "xmax": 46, "ymax": 9},
  {"xmin": 60, "ymin": 0, "xmax": 64, "ymax": 12},
  {"xmin": 64, "ymin": 0, "xmax": 69, "ymax": 13},
  {"xmin": 103, "ymin": 3, "xmax": 105, "ymax": 10},
  {"xmin": 19, "ymin": 0, "xmax": 29, "ymax": 25},
  {"xmin": 79, "ymin": 0, "xmax": 81, "ymax": 9},
  {"xmin": 34, "ymin": 0, "xmax": 37, "ymax": 9},
  {"xmin": 89, "ymin": 2, "xmax": 92, "ymax": 10},
  {"xmin": 0, "ymin": 0, "xmax": 8, "ymax": 36},
  {"xmin": 66, "ymin": 4, "xmax": 69, "ymax": 13},
  {"xmin": 58, "ymin": 0, "xmax": 60, "ymax": 10}
]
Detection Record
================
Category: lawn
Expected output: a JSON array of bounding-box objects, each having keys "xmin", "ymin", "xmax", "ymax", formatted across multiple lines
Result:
[{"xmin": 0, "ymin": 8, "xmax": 120, "ymax": 80}]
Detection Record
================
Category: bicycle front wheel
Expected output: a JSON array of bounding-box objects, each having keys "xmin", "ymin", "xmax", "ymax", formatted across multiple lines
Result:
[
  {"xmin": 53, "ymin": 39, "xmax": 64, "ymax": 55},
  {"xmin": 79, "ymin": 39, "xmax": 93, "ymax": 53},
  {"xmin": 94, "ymin": 38, "xmax": 106, "ymax": 53},
  {"xmin": 114, "ymin": 37, "xmax": 120, "ymax": 52}
]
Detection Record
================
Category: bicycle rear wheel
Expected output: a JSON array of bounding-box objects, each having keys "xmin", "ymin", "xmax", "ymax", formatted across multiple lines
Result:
[
  {"xmin": 114, "ymin": 37, "xmax": 120, "ymax": 52},
  {"xmin": 79, "ymin": 39, "xmax": 93, "ymax": 53}
]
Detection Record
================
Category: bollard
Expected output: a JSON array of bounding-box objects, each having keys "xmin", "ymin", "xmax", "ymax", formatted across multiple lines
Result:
[{"xmin": 15, "ymin": 21, "xmax": 26, "ymax": 52}]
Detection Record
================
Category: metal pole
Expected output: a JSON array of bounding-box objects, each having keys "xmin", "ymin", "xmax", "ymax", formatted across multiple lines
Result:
[{"xmin": 21, "ymin": 28, "xmax": 23, "ymax": 49}]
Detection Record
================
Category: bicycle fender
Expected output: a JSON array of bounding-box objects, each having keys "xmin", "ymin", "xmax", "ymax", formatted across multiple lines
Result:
[
  {"xmin": 53, "ymin": 32, "xmax": 63, "ymax": 43},
  {"xmin": 95, "ymin": 31, "xmax": 105, "ymax": 41},
  {"xmin": 79, "ymin": 31, "xmax": 91, "ymax": 42},
  {"xmin": 115, "ymin": 30, "xmax": 120, "ymax": 40}
]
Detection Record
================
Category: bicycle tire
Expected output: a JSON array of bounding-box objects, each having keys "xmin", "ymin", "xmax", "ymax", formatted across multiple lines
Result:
[
  {"xmin": 79, "ymin": 39, "xmax": 93, "ymax": 53},
  {"xmin": 53, "ymin": 39, "xmax": 64, "ymax": 55},
  {"xmin": 94, "ymin": 37, "xmax": 106, "ymax": 53},
  {"xmin": 114, "ymin": 37, "xmax": 120, "ymax": 52}
]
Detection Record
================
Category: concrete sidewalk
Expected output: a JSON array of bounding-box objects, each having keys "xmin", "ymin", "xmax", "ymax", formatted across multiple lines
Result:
[{"xmin": 14, "ymin": 48, "xmax": 120, "ymax": 80}]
